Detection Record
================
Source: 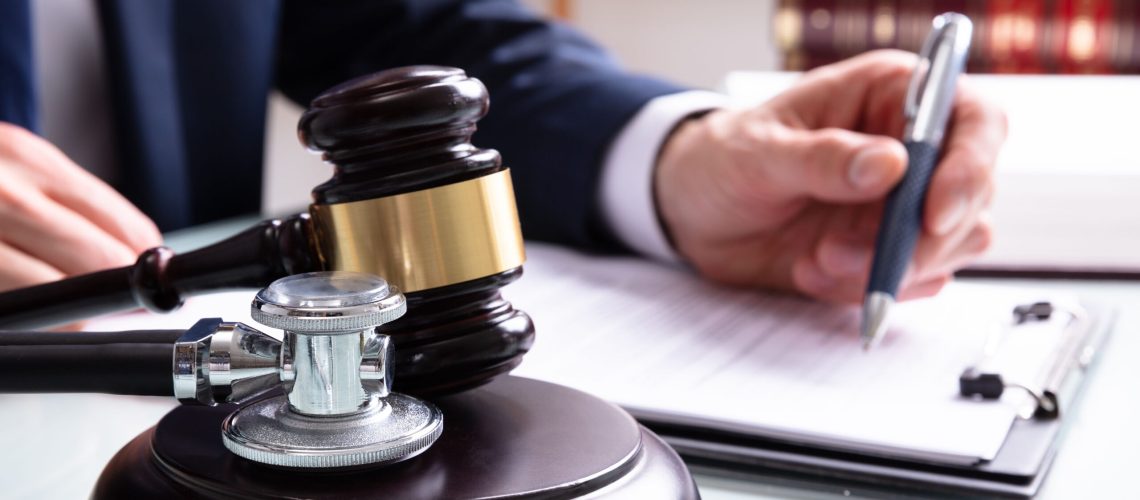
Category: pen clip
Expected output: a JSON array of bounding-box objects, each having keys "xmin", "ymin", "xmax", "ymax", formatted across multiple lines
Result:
[
  {"xmin": 903, "ymin": 21, "xmax": 944, "ymax": 121},
  {"xmin": 902, "ymin": 13, "xmax": 973, "ymax": 144}
]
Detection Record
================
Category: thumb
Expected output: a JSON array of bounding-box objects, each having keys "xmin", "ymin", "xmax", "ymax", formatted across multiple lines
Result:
[{"xmin": 756, "ymin": 126, "xmax": 907, "ymax": 203}]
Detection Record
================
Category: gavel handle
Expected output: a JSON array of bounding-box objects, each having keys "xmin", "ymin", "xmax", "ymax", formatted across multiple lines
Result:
[{"xmin": 0, "ymin": 214, "xmax": 320, "ymax": 329}]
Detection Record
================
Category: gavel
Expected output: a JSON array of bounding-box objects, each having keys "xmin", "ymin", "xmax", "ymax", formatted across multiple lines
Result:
[
  {"xmin": 0, "ymin": 66, "xmax": 701, "ymax": 499},
  {"xmin": 0, "ymin": 66, "xmax": 533, "ymax": 396}
]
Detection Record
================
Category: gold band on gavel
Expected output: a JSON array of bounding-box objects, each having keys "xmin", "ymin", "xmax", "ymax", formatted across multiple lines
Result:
[{"xmin": 309, "ymin": 169, "xmax": 526, "ymax": 293}]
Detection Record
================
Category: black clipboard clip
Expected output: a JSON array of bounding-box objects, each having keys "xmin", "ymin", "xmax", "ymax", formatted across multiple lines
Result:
[{"xmin": 958, "ymin": 301, "xmax": 1092, "ymax": 420}]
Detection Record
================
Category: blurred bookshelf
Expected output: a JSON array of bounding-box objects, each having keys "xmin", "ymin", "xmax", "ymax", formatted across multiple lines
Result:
[{"xmin": 775, "ymin": 0, "xmax": 1139, "ymax": 74}]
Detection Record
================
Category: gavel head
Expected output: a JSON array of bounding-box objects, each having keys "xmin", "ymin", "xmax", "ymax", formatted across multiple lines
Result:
[
  {"xmin": 297, "ymin": 66, "xmax": 534, "ymax": 396},
  {"xmin": 299, "ymin": 65, "xmax": 499, "ymax": 200}
]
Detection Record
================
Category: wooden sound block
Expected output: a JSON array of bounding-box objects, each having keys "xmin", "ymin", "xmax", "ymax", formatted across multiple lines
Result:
[{"xmin": 93, "ymin": 376, "xmax": 699, "ymax": 499}]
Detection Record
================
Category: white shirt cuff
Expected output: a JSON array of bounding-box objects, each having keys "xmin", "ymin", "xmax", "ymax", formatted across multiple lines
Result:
[{"xmin": 599, "ymin": 90, "xmax": 730, "ymax": 262}]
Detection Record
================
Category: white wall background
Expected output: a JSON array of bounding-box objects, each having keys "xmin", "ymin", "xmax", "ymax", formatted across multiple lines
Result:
[
  {"xmin": 260, "ymin": 95, "xmax": 328, "ymax": 216},
  {"xmin": 523, "ymin": 0, "xmax": 780, "ymax": 89},
  {"xmin": 261, "ymin": 0, "xmax": 782, "ymax": 215}
]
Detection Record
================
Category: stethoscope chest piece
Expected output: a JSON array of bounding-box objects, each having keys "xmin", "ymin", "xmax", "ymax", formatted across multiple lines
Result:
[{"xmin": 221, "ymin": 271, "xmax": 443, "ymax": 468}]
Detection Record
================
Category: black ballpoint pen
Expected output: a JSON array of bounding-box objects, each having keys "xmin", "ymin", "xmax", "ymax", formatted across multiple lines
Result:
[{"xmin": 862, "ymin": 13, "xmax": 973, "ymax": 350}]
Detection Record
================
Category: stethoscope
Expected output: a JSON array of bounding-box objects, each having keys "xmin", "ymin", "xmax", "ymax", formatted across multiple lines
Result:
[{"xmin": 0, "ymin": 271, "xmax": 442, "ymax": 469}]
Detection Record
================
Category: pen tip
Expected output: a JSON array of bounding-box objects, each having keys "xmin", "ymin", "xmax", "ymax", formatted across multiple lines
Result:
[{"xmin": 861, "ymin": 292, "xmax": 895, "ymax": 351}]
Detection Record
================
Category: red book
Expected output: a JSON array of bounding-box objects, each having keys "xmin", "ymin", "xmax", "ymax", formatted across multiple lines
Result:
[{"xmin": 1055, "ymin": 0, "xmax": 1113, "ymax": 73}]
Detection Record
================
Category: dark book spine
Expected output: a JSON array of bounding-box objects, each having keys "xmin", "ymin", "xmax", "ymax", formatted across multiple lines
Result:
[{"xmin": 1112, "ymin": 0, "xmax": 1139, "ymax": 74}]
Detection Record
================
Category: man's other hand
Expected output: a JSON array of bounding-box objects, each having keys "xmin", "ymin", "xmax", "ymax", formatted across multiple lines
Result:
[
  {"xmin": 0, "ymin": 122, "xmax": 162, "ymax": 291},
  {"xmin": 655, "ymin": 50, "xmax": 1006, "ymax": 304}
]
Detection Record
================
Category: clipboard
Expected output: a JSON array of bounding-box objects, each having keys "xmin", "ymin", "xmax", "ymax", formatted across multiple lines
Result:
[
  {"xmin": 632, "ymin": 301, "xmax": 1116, "ymax": 498},
  {"xmin": 495, "ymin": 243, "xmax": 1121, "ymax": 498}
]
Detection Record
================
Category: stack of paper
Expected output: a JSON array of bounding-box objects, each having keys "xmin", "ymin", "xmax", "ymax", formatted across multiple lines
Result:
[{"xmin": 506, "ymin": 243, "xmax": 1074, "ymax": 465}]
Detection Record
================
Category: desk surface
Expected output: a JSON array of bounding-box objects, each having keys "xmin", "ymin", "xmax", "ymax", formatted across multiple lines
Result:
[{"xmin": 2, "ymin": 218, "xmax": 1137, "ymax": 499}]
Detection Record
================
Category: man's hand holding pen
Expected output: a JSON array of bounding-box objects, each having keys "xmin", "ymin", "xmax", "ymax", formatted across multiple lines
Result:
[{"xmin": 654, "ymin": 49, "xmax": 1006, "ymax": 304}]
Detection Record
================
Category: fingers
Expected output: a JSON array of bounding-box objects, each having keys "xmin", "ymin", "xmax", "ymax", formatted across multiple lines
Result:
[
  {"xmin": 767, "ymin": 57, "xmax": 1005, "ymax": 305},
  {"xmin": 912, "ymin": 215, "xmax": 994, "ymax": 282},
  {"xmin": 0, "ymin": 123, "xmax": 162, "ymax": 252},
  {"xmin": 765, "ymin": 53, "xmax": 1004, "ymax": 232},
  {"xmin": 0, "ymin": 186, "xmax": 139, "ymax": 275},
  {"xmin": 793, "ymin": 259, "xmax": 951, "ymax": 304},
  {"xmin": 47, "ymin": 168, "xmax": 162, "ymax": 252},
  {"xmin": 923, "ymin": 80, "xmax": 1007, "ymax": 236},
  {"xmin": 0, "ymin": 123, "xmax": 160, "ymax": 290},
  {"xmin": 815, "ymin": 232, "xmax": 872, "ymax": 277},
  {"xmin": 0, "ymin": 241, "xmax": 64, "ymax": 291},
  {"xmin": 659, "ymin": 51, "xmax": 1006, "ymax": 308},
  {"xmin": 747, "ymin": 125, "xmax": 908, "ymax": 203},
  {"xmin": 792, "ymin": 254, "xmax": 951, "ymax": 304},
  {"xmin": 769, "ymin": 49, "xmax": 916, "ymax": 132},
  {"xmin": 792, "ymin": 216, "xmax": 993, "ymax": 304},
  {"xmin": 897, "ymin": 275, "xmax": 952, "ymax": 301}
]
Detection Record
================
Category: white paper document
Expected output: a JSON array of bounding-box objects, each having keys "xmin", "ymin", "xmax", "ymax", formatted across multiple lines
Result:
[
  {"xmin": 85, "ymin": 242, "xmax": 1075, "ymax": 466},
  {"xmin": 504, "ymin": 244, "xmax": 1076, "ymax": 466}
]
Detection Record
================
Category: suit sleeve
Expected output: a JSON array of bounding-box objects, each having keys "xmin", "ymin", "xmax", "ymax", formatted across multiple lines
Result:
[{"xmin": 274, "ymin": 0, "xmax": 686, "ymax": 249}]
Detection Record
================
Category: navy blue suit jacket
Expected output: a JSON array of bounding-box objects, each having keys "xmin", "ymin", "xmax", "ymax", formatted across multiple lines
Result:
[{"xmin": 94, "ymin": 0, "xmax": 684, "ymax": 249}]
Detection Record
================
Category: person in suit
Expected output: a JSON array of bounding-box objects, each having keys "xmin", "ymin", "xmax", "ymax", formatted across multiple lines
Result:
[{"xmin": 0, "ymin": 0, "xmax": 1002, "ymax": 305}]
